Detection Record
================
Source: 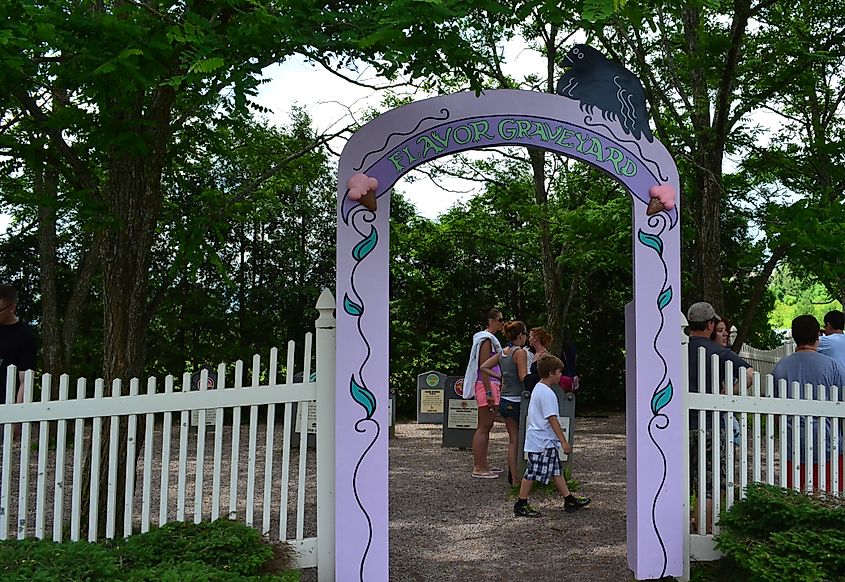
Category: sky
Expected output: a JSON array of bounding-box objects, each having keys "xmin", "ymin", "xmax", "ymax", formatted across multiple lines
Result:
[{"xmin": 254, "ymin": 41, "xmax": 550, "ymax": 219}]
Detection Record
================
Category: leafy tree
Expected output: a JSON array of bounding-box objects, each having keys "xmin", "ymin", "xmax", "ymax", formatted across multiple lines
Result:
[{"xmin": 584, "ymin": 0, "xmax": 845, "ymax": 350}]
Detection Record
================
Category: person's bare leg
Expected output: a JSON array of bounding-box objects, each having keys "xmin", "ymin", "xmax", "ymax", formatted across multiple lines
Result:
[
  {"xmin": 472, "ymin": 407, "xmax": 495, "ymax": 473},
  {"xmin": 504, "ymin": 417, "xmax": 518, "ymax": 483},
  {"xmin": 518, "ymin": 478, "xmax": 534, "ymax": 499},
  {"xmin": 551, "ymin": 474, "xmax": 572, "ymax": 497}
]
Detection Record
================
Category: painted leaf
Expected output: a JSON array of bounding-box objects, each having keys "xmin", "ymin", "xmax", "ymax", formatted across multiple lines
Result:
[
  {"xmin": 352, "ymin": 226, "xmax": 378, "ymax": 261},
  {"xmin": 657, "ymin": 286, "xmax": 673, "ymax": 311},
  {"xmin": 350, "ymin": 376, "xmax": 376, "ymax": 419},
  {"xmin": 637, "ymin": 230, "xmax": 663, "ymax": 256},
  {"xmin": 343, "ymin": 293, "xmax": 363, "ymax": 316},
  {"xmin": 651, "ymin": 382, "xmax": 673, "ymax": 415}
]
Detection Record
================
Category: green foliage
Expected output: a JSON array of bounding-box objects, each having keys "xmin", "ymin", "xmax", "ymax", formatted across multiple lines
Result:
[
  {"xmin": 144, "ymin": 110, "xmax": 337, "ymax": 376},
  {"xmin": 0, "ymin": 538, "xmax": 119, "ymax": 581},
  {"xmin": 769, "ymin": 266, "xmax": 842, "ymax": 330},
  {"xmin": 112, "ymin": 520, "xmax": 273, "ymax": 575},
  {"xmin": 714, "ymin": 483, "xmax": 845, "ymax": 582},
  {"xmin": 0, "ymin": 520, "xmax": 297, "ymax": 581}
]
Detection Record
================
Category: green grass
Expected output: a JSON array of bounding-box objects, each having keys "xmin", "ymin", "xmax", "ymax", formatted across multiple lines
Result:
[{"xmin": 0, "ymin": 520, "xmax": 299, "ymax": 581}]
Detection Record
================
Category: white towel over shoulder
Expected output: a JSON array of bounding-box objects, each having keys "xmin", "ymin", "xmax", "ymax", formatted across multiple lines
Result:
[{"xmin": 462, "ymin": 331, "xmax": 503, "ymax": 399}]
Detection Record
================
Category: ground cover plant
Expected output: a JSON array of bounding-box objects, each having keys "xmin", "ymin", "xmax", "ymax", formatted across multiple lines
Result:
[
  {"xmin": 0, "ymin": 519, "xmax": 298, "ymax": 581},
  {"xmin": 696, "ymin": 483, "xmax": 845, "ymax": 581}
]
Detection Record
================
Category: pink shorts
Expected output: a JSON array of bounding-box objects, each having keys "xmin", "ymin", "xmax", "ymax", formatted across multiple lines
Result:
[{"xmin": 474, "ymin": 380, "xmax": 501, "ymax": 408}]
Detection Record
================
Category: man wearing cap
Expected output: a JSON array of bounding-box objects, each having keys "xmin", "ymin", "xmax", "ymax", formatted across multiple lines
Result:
[{"xmin": 686, "ymin": 301, "xmax": 753, "ymax": 533}]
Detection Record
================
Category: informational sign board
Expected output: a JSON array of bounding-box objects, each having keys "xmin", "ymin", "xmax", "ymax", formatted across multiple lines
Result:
[
  {"xmin": 420, "ymin": 389, "xmax": 443, "ymax": 414},
  {"xmin": 416, "ymin": 371, "xmax": 446, "ymax": 424},
  {"xmin": 189, "ymin": 367, "xmax": 218, "ymax": 427},
  {"xmin": 295, "ymin": 400, "xmax": 318, "ymax": 434},
  {"xmin": 442, "ymin": 376, "xmax": 475, "ymax": 449},
  {"xmin": 446, "ymin": 399, "xmax": 478, "ymax": 429}
]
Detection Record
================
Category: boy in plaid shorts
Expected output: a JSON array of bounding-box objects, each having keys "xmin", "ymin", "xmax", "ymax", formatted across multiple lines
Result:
[{"xmin": 514, "ymin": 355, "xmax": 591, "ymax": 517}]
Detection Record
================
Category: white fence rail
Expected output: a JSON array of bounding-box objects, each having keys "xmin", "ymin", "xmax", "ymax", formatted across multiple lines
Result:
[
  {"xmin": 0, "ymin": 292, "xmax": 336, "ymax": 577},
  {"xmin": 683, "ymin": 344, "xmax": 845, "ymax": 568}
]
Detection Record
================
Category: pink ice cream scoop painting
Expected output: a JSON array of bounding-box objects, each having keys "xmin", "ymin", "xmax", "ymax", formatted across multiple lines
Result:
[
  {"xmin": 647, "ymin": 183, "xmax": 676, "ymax": 216},
  {"xmin": 347, "ymin": 173, "xmax": 379, "ymax": 211}
]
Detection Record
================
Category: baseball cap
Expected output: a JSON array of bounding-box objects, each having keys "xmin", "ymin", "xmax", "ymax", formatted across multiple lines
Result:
[{"xmin": 687, "ymin": 302, "xmax": 720, "ymax": 323}]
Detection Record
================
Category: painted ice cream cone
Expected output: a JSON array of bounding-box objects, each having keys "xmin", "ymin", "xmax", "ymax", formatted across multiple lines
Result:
[
  {"xmin": 646, "ymin": 197, "xmax": 665, "ymax": 216},
  {"xmin": 359, "ymin": 190, "xmax": 377, "ymax": 212}
]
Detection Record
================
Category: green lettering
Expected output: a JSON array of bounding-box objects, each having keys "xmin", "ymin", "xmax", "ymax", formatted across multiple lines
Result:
[
  {"xmin": 555, "ymin": 128, "xmax": 575, "ymax": 147},
  {"xmin": 416, "ymin": 135, "xmax": 443, "ymax": 157},
  {"xmin": 403, "ymin": 146, "xmax": 420, "ymax": 164},
  {"xmin": 605, "ymin": 147, "xmax": 625, "ymax": 174},
  {"xmin": 388, "ymin": 151, "xmax": 405, "ymax": 172},
  {"xmin": 619, "ymin": 158, "xmax": 637, "ymax": 177},
  {"xmin": 574, "ymin": 132, "xmax": 590, "ymax": 153},
  {"xmin": 544, "ymin": 123, "xmax": 564, "ymax": 143},
  {"xmin": 531, "ymin": 122, "xmax": 550, "ymax": 142},
  {"xmin": 470, "ymin": 120, "xmax": 493, "ymax": 142},
  {"xmin": 499, "ymin": 119, "xmax": 518, "ymax": 140},
  {"xmin": 516, "ymin": 119, "xmax": 533, "ymax": 139},
  {"xmin": 430, "ymin": 128, "xmax": 452, "ymax": 150},
  {"xmin": 453, "ymin": 125, "xmax": 472, "ymax": 145},
  {"xmin": 584, "ymin": 137, "xmax": 605, "ymax": 162}
]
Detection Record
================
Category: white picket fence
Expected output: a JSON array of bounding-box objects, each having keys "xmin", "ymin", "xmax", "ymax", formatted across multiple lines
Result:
[
  {"xmin": 738, "ymin": 339, "xmax": 795, "ymax": 378},
  {"xmin": 682, "ymin": 337, "xmax": 845, "ymax": 571},
  {"xmin": 0, "ymin": 290, "xmax": 336, "ymax": 577}
]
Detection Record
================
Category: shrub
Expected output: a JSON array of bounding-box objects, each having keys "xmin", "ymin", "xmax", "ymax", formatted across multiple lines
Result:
[
  {"xmin": 112, "ymin": 519, "xmax": 276, "ymax": 575},
  {"xmin": 0, "ymin": 520, "xmax": 296, "ymax": 581},
  {"xmin": 715, "ymin": 483, "xmax": 845, "ymax": 581},
  {"xmin": 0, "ymin": 538, "xmax": 119, "ymax": 581},
  {"xmin": 124, "ymin": 560, "xmax": 299, "ymax": 581}
]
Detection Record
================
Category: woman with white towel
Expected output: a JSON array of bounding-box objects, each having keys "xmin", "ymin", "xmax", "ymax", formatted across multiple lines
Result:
[{"xmin": 462, "ymin": 308, "xmax": 505, "ymax": 478}]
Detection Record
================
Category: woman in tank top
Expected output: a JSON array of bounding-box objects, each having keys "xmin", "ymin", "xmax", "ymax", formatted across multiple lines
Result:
[{"xmin": 480, "ymin": 321, "xmax": 529, "ymax": 485}]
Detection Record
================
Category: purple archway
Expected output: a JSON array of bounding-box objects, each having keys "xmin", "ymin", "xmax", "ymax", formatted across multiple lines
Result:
[{"xmin": 335, "ymin": 89, "xmax": 682, "ymax": 581}]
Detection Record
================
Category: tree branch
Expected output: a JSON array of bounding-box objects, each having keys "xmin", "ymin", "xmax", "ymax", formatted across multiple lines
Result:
[{"xmin": 10, "ymin": 88, "xmax": 100, "ymax": 197}]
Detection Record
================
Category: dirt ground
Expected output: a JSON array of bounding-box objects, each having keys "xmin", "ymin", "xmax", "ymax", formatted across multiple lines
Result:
[{"xmin": 387, "ymin": 415, "xmax": 630, "ymax": 581}]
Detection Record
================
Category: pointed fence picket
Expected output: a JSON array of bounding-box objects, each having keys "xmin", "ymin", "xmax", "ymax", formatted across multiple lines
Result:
[{"xmin": 0, "ymin": 292, "xmax": 337, "ymax": 577}]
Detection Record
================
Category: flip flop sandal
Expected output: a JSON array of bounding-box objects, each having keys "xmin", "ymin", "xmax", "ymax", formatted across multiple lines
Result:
[
  {"xmin": 490, "ymin": 467, "xmax": 505, "ymax": 473},
  {"xmin": 471, "ymin": 471, "xmax": 499, "ymax": 479}
]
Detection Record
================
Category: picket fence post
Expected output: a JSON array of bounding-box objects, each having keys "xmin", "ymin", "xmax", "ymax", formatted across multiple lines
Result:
[{"xmin": 314, "ymin": 288, "xmax": 336, "ymax": 582}]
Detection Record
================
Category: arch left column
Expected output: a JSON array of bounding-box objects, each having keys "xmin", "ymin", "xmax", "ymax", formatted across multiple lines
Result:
[{"xmin": 335, "ymin": 192, "xmax": 392, "ymax": 581}]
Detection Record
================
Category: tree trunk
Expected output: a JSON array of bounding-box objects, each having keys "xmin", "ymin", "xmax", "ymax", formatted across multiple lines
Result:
[
  {"xmin": 528, "ymin": 148, "xmax": 564, "ymax": 353},
  {"xmin": 692, "ymin": 161, "xmax": 725, "ymax": 314},
  {"xmin": 80, "ymin": 88, "xmax": 175, "ymax": 537},
  {"xmin": 36, "ymin": 165, "xmax": 62, "ymax": 378}
]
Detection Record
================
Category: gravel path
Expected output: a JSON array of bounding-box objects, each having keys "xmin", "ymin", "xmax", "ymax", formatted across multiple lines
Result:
[{"xmin": 389, "ymin": 415, "xmax": 629, "ymax": 581}]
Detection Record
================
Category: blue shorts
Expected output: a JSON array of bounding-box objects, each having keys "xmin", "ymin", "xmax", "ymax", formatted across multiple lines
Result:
[{"xmin": 499, "ymin": 400, "xmax": 521, "ymax": 421}]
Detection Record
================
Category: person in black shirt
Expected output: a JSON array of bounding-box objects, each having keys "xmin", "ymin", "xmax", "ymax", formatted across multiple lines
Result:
[{"xmin": 0, "ymin": 285, "xmax": 37, "ymax": 404}]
